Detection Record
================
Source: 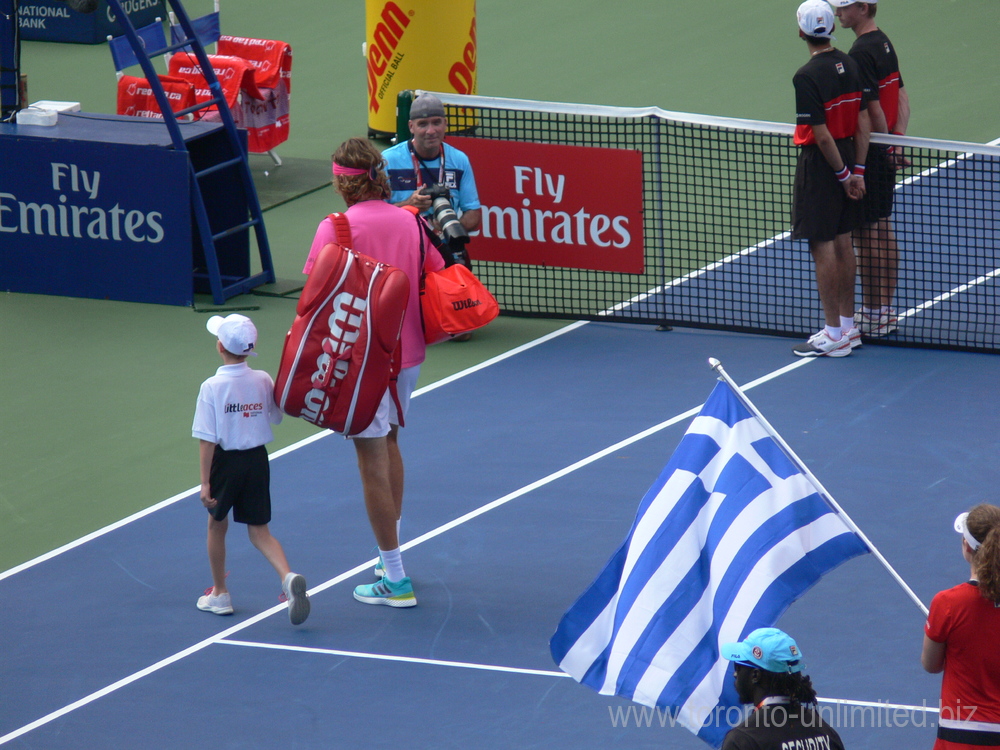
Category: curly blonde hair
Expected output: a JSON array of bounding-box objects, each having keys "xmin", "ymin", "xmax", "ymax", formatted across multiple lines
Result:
[
  {"xmin": 967, "ymin": 503, "xmax": 1000, "ymax": 602},
  {"xmin": 331, "ymin": 137, "xmax": 391, "ymax": 206}
]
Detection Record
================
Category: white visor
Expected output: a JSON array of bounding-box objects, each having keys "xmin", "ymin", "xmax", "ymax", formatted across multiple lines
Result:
[{"xmin": 955, "ymin": 512, "xmax": 981, "ymax": 551}]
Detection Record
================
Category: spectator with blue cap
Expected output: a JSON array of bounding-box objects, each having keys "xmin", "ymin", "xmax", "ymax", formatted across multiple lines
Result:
[{"xmin": 720, "ymin": 627, "xmax": 845, "ymax": 749}]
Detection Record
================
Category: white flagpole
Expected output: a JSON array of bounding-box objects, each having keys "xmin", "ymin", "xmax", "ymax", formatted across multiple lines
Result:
[{"xmin": 708, "ymin": 358, "xmax": 929, "ymax": 616}]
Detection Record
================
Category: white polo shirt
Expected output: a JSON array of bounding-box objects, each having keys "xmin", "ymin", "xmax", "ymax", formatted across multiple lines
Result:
[{"xmin": 192, "ymin": 363, "xmax": 282, "ymax": 451}]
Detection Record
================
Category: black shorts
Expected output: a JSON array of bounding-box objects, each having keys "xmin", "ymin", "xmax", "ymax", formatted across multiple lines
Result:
[
  {"xmin": 208, "ymin": 444, "xmax": 271, "ymax": 525},
  {"xmin": 861, "ymin": 145, "xmax": 895, "ymax": 223},
  {"xmin": 791, "ymin": 142, "xmax": 864, "ymax": 243}
]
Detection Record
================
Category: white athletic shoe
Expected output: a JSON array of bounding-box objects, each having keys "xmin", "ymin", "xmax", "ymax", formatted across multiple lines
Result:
[
  {"xmin": 846, "ymin": 326, "xmax": 862, "ymax": 349},
  {"xmin": 197, "ymin": 590, "xmax": 234, "ymax": 615},
  {"xmin": 281, "ymin": 573, "xmax": 311, "ymax": 626},
  {"xmin": 854, "ymin": 308, "xmax": 898, "ymax": 337},
  {"xmin": 792, "ymin": 330, "xmax": 852, "ymax": 358}
]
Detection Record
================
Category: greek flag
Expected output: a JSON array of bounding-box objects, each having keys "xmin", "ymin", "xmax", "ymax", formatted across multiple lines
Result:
[{"xmin": 550, "ymin": 381, "xmax": 869, "ymax": 748}]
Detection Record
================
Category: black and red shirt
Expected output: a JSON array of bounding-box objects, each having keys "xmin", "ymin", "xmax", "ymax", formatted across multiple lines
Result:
[
  {"xmin": 793, "ymin": 48, "xmax": 867, "ymax": 146},
  {"xmin": 849, "ymin": 29, "xmax": 904, "ymax": 132}
]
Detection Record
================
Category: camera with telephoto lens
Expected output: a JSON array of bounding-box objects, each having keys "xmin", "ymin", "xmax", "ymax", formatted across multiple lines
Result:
[{"xmin": 424, "ymin": 184, "xmax": 469, "ymax": 246}]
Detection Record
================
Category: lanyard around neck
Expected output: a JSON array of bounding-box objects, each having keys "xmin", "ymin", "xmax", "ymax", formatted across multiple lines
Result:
[{"xmin": 409, "ymin": 142, "xmax": 444, "ymax": 189}]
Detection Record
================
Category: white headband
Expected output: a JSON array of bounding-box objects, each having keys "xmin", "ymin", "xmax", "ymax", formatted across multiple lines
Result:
[{"xmin": 955, "ymin": 512, "xmax": 981, "ymax": 551}]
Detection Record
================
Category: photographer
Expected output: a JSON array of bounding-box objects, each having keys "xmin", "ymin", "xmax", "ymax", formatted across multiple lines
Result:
[{"xmin": 382, "ymin": 93, "xmax": 481, "ymax": 270}]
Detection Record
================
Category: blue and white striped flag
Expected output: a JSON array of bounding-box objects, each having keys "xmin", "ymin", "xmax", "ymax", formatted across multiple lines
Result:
[{"xmin": 550, "ymin": 381, "xmax": 869, "ymax": 748}]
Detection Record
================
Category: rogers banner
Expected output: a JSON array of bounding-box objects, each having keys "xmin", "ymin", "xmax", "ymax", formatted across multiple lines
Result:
[{"xmin": 448, "ymin": 136, "xmax": 645, "ymax": 274}]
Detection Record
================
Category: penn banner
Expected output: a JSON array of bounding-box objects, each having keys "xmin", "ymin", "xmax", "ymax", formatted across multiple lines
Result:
[
  {"xmin": 366, "ymin": 0, "xmax": 477, "ymax": 137},
  {"xmin": 450, "ymin": 136, "xmax": 645, "ymax": 274}
]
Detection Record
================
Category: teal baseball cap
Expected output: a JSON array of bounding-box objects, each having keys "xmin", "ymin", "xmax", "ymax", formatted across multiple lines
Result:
[{"xmin": 721, "ymin": 628, "xmax": 804, "ymax": 674}]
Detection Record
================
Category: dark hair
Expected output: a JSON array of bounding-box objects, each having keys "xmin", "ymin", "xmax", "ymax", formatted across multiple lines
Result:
[
  {"xmin": 967, "ymin": 503, "xmax": 1000, "ymax": 602},
  {"xmin": 331, "ymin": 137, "xmax": 391, "ymax": 205},
  {"xmin": 757, "ymin": 670, "xmax": 818, "ymax": 707},
  {"xmin": 802, "ymin": 33, "xmax": 833, "ymax": 46}
]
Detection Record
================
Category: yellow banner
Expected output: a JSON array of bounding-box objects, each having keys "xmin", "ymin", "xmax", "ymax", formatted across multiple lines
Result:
[{"xmin": 365, "ymin": 0, "xmax": 477, "ymax": 135}]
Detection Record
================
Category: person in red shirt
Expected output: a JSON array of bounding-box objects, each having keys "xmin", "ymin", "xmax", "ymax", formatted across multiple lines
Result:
[
  {"xmin": 832, "ymin": 0, "xmax": 911, "ymax": 339},
  {"xmin": 923, "ymin": 503, "xmax": 1000, "ymax": 749},
  {"xmin": 790, "ymin": 0, "xmax": 871, "ymax": 358}
]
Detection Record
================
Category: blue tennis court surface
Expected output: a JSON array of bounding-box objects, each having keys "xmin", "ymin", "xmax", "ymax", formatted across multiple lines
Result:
[{"xmin": 2, "ymin": 322, "xmax": 998, "ymax": 748}]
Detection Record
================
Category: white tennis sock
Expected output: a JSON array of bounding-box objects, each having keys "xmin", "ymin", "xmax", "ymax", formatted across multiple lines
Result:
[
  {"xmin": 824, "ymin": 325, "xmax": 842, "ymax": 341},
  {"xmin": 379, "ymin": 547, "xmax": 405, "ymax": 582},
  {"xmin": 840, "ymin": 316, "xmax": 854, "ymax": 332}
]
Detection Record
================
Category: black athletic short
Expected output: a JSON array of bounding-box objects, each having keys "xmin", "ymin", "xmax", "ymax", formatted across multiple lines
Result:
[
  {"xmin": 208, "ymin": 444, "xmax": 271, "ymax": 525},
  {"xmin": 791, "ymin": 141, "xmax": 864, "ymax": 242},
  {"xmin": 862, "ymin": 145, "xmax": 894, "ymax": 223}
]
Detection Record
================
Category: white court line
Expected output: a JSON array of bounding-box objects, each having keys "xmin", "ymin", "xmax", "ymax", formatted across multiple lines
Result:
[
  {"xmin": 0, "ymin": 321, "xmax": 587, "ymax": 584},
  {"xmin": 0, "ymin": 358, "xmax": 806, "ymax": 745},
  {"xmin": 218, "ymin": 639, "xmax": 939, "ymax": 715},
  {"xmin": 219, "ymin": 638, "xmax": 569, "ymax": 678},
  {"xmin": 816, "ymin": 697, "xmax": 939, "ymax": 714}
]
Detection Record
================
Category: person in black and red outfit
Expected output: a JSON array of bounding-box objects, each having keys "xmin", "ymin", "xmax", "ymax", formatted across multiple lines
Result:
[
  {"xmin": 791, "ymin": 0, "xmax": 871, "ymax": 358},
  {"xmin": 833, "ymin": 0, "xmax": 910, "ymax": 339}
]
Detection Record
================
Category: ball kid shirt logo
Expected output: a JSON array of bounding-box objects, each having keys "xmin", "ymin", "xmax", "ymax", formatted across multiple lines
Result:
[{"xmin": 224, "ymin": 401, "xmax": 264, "ymax": 418}]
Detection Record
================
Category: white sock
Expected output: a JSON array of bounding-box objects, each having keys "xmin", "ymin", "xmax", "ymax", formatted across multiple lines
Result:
[
  {"xmin": 840, "ymin": 316, "xmax": 854, "ymax": 332},
  {"xmin": 825, "ymin": 325, "xmax": 842, "ymax": 341},
  {"xmin": 379, "ymin": 547, "xmax": 405, "ymax": 582}
]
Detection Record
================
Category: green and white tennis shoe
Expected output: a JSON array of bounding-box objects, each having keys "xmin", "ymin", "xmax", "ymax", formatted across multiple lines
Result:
[{"xmin": 354, "ymin": 577, "xmax": 417, "ymax": 607}]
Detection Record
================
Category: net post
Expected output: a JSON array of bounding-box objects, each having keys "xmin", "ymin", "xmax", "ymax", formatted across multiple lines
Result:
[{"xmin": 394, "ymin": 89, "xmax": 414, "ymax": 144}]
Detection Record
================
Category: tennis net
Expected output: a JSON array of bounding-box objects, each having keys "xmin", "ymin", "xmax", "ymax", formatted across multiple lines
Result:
[{"xmin": 425, "ymin": 92, "xmax": 1000, "ymax": 353}]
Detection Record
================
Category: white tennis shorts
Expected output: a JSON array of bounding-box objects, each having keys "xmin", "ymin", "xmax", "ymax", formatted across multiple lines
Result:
[{"xmin": 350, "ymin": 365, "xmax": 420, "ymax": 439}]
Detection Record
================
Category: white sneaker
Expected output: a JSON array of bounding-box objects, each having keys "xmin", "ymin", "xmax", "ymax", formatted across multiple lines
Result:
[
  {"xmin": 845, "ymin": 326, "xmax": 862, "ymax": 349},
  {"xmin": 854, "ymin": 308, "xmax": 898, "ymax": 337},
  {"xmin": 197, "ymin": 590, "xmax": 233, "ymax": 615},
  {"xmin": 282, "ymin": 573, "xmax": 311, "ymax": 626},
  {"xmin": 792, "ymin": 330, "xmax": 852, "ymax": 358}
]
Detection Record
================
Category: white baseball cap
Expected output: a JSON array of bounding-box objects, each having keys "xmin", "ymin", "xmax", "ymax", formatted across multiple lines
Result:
[
  {"xmin": 797, "ymin": 0, "xmax": 837, "ymax": 39},
  {"xmin": 828, "ymin": 0, "xmax": 877, "ymax": 6},
  {"xmin": 207, "ymin": 314, "xmax": 258, "ymax": 357}
]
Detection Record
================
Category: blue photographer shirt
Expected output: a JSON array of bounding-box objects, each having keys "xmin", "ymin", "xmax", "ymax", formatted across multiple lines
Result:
[{"xmin": 382, "ymin": 140, "xmax": 480, "ymax": 218}]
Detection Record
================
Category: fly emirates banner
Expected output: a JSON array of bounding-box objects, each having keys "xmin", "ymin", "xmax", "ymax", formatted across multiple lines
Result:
[{"xmin": 449, "ymin": 137, "xmax": 645, "ymax": 274}]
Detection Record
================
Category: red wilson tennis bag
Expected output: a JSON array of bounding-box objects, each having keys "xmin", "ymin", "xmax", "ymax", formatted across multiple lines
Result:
[{"xmin": 275, "ymin": 222, "xmax": 409, "ymax": 436}]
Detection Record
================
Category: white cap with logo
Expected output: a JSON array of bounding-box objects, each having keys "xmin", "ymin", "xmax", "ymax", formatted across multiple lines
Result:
[
  {"xmin": 797, "ymin": 0, "xmax": 837, "ymax": 39},
  {"xmin": 207, "ymin": 314, "xmax": 258, "ymax": 357}
]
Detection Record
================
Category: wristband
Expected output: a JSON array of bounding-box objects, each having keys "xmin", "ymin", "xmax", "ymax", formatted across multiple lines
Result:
[
  {"xmin": 835, "ymin": 165, "xmax": 850, "ymax": 183},
  {"xmin": 853, "ymin": 164, "xmax": 866, "ymax": 176}
]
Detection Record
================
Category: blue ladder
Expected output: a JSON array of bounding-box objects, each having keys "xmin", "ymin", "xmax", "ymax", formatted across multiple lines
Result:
[{"xmin": 106, "ymin": 0, "xmax": 275, "ymax": 305}]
